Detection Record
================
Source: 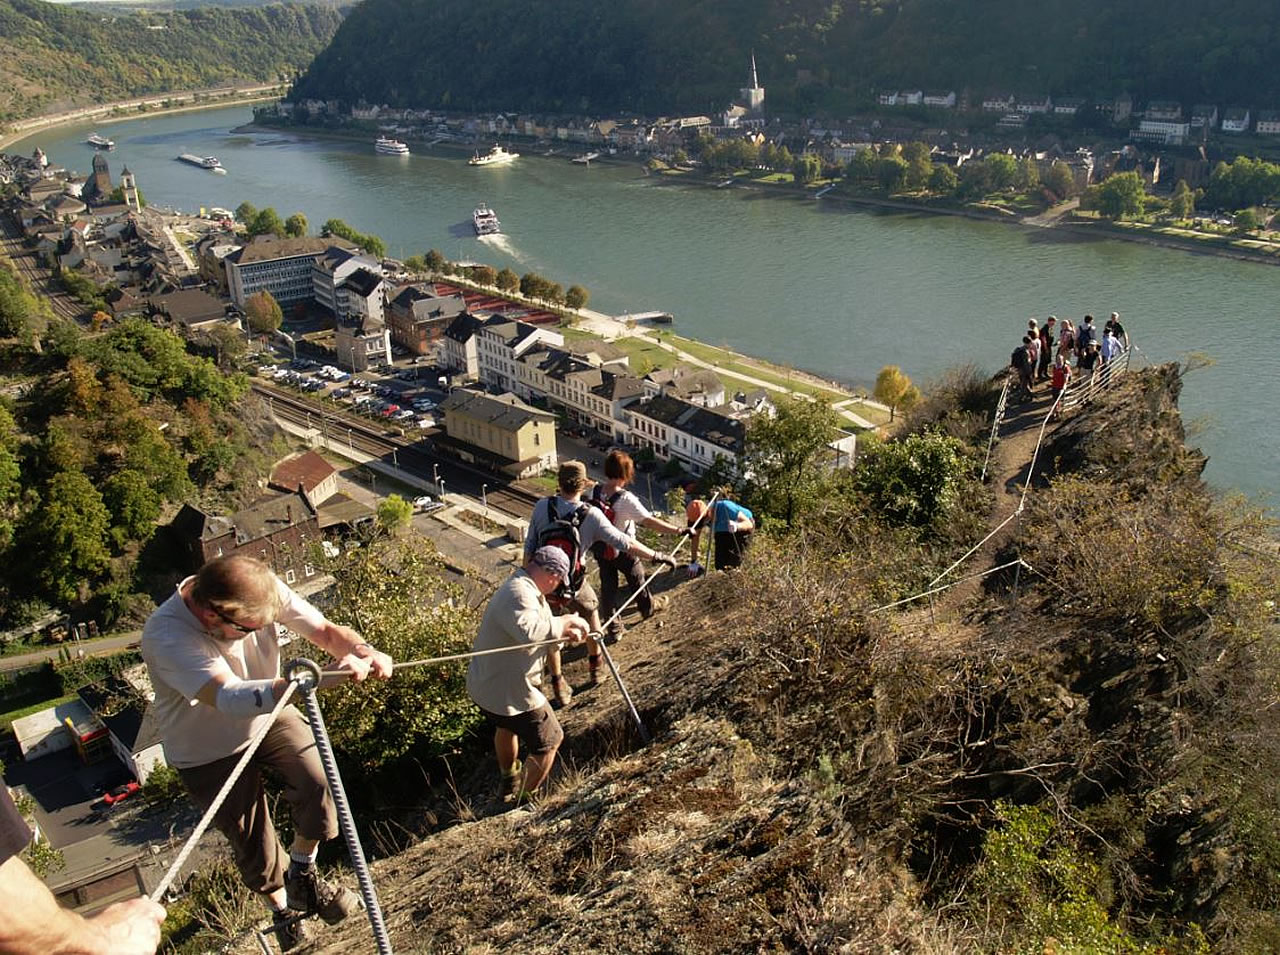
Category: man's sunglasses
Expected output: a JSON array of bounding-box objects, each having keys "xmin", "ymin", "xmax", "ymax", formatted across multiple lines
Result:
[{"xmin": 210, "ymin": 605, "xmax": 261, "ymax": 634}]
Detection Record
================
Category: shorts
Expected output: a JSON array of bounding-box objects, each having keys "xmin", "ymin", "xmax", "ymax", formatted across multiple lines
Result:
[
  {"xmin": 480, "ymin": 703, "xmax": 563, "ymax": 755},
  {"xmin": 556, "ymin": 577, "xmax": 599, "ymax": 614}
]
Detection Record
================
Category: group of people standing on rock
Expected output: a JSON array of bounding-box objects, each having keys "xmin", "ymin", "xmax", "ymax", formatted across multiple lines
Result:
[
  {"xmin": 0, "ymin": 451, "xmax": 757, "ymax": 953},
  {"xmin": 467, "ymin": 451, "xmax": 755, "ymax": 807},
  {"xmin": 1010, "ymin": 311, "xmax": 1130, "ymax": 405}
]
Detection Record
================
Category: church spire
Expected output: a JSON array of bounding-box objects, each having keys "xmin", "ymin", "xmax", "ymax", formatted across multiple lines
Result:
[{"xmin": 750, "ymin": 51, "xmax": 759, "ymax": 90}]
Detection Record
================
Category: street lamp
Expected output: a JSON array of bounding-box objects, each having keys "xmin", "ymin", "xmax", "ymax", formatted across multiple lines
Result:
[
  {"xmin": 347, "ymin": 428, "xmax": 354, "ymax": 453},
  {"xmin": 432, "ymin": 463, "xmax": 440, "ymax": 484},
  {"xmin": 391, "ymin": 448, "xmax": 399, "ymax": 470},
  {"xmin": 481, "ymin": 483, "xmax": 488, "ymax": 515},
  {"xmin": 349, "ymin": 346, "xmax": 357, "ymax": 373},
  {"xmin": 438, "ymin": 478, "xmax": 446, "ymax": 500}
]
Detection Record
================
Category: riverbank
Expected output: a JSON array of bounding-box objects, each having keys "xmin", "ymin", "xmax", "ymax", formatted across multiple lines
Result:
[{"xmin": 0, "ymin": 85, "xmax": 283, "ymax": 153}]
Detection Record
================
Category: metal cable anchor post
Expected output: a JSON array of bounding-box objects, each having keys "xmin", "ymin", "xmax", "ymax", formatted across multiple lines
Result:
[{"xmin": 284, "ymin": 658, "xmax": 393, "ymax": 955}]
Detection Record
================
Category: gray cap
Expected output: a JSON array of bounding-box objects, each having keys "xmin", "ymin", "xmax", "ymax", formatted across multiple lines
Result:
[{"xmin": 531, "ymin": 546, "xmax": 571, "ymax": 578}]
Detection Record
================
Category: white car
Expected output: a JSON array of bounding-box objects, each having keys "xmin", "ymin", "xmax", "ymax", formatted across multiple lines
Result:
[{"xmin": 413, "ymin": 495, "xmax": 443, "ymax": 512}]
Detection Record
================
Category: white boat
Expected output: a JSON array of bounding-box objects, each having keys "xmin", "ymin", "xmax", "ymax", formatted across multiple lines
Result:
[
  {"xmin": 571, "ymin": 151, "xmax": 601, "ymax": 164},
  {"xmin": 375, "ymin": 136, "xmax": 410, "ymax": 156},
  {"xmin": 86, "ymin": 133, "xmax": 115, "ymax": 150},
  {"xmin": 468, "ymin": 144, "xmax": 519, "ymax": 166},
  {"xmin": 178, "ymin": 153, "xmax": 224, "ymax": 171},
  {"xmin": 472, "ymin": 203, "xmax": 501, "ymax": 236}
]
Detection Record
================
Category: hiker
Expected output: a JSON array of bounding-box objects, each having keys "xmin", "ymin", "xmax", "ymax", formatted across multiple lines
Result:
[
  {"xmin": 1050, "ymin": 352, "xmax": 1072, "ymax": 418},
  {"xmin": 591, "ymin": 450, "xmax": 689, "ymax": 639},
  {"xmin": 0, "ymin": 785, "xmax": 165, "ymax": 955},
  {"xmin": 689, "ymin": 495, "xmax": 756, "ymax": 571},
  {"xmin": 1037, "ymin": 316, "xmax": 1056, "ymax": 381},
  {"xmin": 1010, "ymin": 335, "xmax": 1035, "ymax": 400},
  {"xmin": 1025, "ymin": 320, "xmax": 1041, "ymax": 377},
  {"xmin": 524, "ymin": 461, "xmax": 678, "ymax": 696},
  {"xmin": 467, "ymin": 547, "xmax": 590, "ymax": 803},
  {"xmin": 1078, "ymin": 339, "xmax": 1101, "ymax": 377},
  {"xmin": 1101, "ymin": 328, "xmax": 1124, "ymax": 365},
  {"xmin": 1076, "ymin": 314, "xmax": 1097, "ymax": 360},
  {"xmin": 1057, "ymin": 317, "xmax": 1076, "ymax": 362},
  {"xmin": 1104, "ymin": 311, "xmax": 1129, "ymax": 349},
  {"xmin": 141, "ymin": 554, "xmax": 393, "ymax": 951}
]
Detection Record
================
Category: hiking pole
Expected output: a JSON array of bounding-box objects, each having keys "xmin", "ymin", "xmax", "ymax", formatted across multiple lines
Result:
[
  {"xmin": 589, "ymin": 634, "xmax": 651, "ymax": 745},
  {"xmin": 285, "ymin": 658, "xmax": 393, "ymax": 955}
]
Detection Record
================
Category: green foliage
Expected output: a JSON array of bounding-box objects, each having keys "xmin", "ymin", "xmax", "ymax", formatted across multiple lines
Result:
[
  {"xmin": 30, "ymin": 470, "xmax": 111, "ymax": 603},
  {"xmin": 140, "ymin": 762, "xmax": 186, "ymax": 806},
  {"xmin": 0, "ymin": 1, "xmax": 341, "ymax": 122},
  {"xmin": 375, "ymin": 493, "xmax": 413, "ymax": 532},
  {"xmin": 928, "ymin": 162, "xmax": 958, "ymax": 194},
  {"xmin": 1205, "ymin": 156, "xmax": 1280, "ymax": 210},
  {"xmin": 1093, "ymin": 172, "xmax": 1147, "ymax": 220},
  {"xmin": 283, "ymin": 212, "xmax": 308, "ymax": 238},
  {"xmin": 742, "ymin": 396, "xmax": 842, "ymax": 527},
  {"xmin": 1045, "ymin": 161, "xmax": 1077, "ymax": 200},
  {"xmin": 0, "ymin": 254, "xmax": 49, "ymax": 340},
  {"xmin": 21, "ymin": 839, "xmax": 65, "ymax": 879},
  {"xmin": 984, "ymin": 153, "xmax": 1019, "ymax": 192},
  {"xmin": 792, "ymin": 153, "xmax": 823, "ymax": 184},
  {"xmin": 467, "ymin": 265, "xmax": 497, "ymax": 286},
  {"xmin": 56, "ymin": 267, "xmax": 105, "ymax": 312},
  {"xmin": 246, "ymin": 207, "xmax": 284, "ymax": 238},
  {"xmin": 1169, "ymin": 179, "xmax": 1195, "ymax": 219},
  {"xmin": 321, "ymin": 219, "xmax": 386, "ymax": 260},
  {"xmin": 872, "ymin": 365, "xmax": 920, "ymax": 421},
  {"xmin": 972, "ymin": 802, "xmax": 1156, "ymax": 953},
  {"xmin": 305, "ymin": 536, "xmax": 480, "ymax": 768},
  {"xmin": 101, "ymin": 468, "xmax": 162, "ymax": 549},
  {"xmin": 851, "ymin": 429, "xmax": 973, "ymax": 531},
  {"xmin": 424, "ymin": 249, "xmax": 447, "ymax": 273},
  {"xmin": 564, "ymin": 284, "xmax": 589, "ymax": 309}
]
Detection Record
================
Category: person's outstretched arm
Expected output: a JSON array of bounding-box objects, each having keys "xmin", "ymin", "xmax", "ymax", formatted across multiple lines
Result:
[{"xmin": 0, "ymin": 855, "xmax": 166, "ymax": 955}]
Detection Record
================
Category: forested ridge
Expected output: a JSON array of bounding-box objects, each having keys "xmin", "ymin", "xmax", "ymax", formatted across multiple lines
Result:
[
  {"xmin": 0, "ymin": 0, "xmax": 343, "ymax": 121},
  {"xmin": 290, "ymin": 0, "xmax": 1279, "ymax": 116}
]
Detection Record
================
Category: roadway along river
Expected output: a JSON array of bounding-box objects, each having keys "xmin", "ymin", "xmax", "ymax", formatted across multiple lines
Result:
[{"xmin": 12, "ymin": 106, "xmax": 1280, "ymax": 500}]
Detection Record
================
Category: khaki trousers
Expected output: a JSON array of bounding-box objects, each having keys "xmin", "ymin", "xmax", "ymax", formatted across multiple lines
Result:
[{"xmin": 178, "ymin": 706, "xmax": 338, "ymax": 895}]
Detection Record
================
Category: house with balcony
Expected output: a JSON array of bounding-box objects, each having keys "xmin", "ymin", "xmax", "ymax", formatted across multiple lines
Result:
[
  {"xmin": 923, "ymin": 90, "xmax": 956, "ymax": 108},
  {"xmin": 1255, "ymin": 110, "xmax": 1280, "ymax": 135},
  {"xmin": 1190, "ymin": 104, "xmax": 1220, "ymax": 130},
  {"xmin": 476, "ymin": 318, "xmax": 564, "ymax": 394},
  {"xmin": 1222, "ymin": 107, "xmax": 1251, "ymax": 133},
  {"xmin": 1015, "ymin": 93, "xmax": 1053, "ymax": 114},
  {"xmin": 1145, "ymin": 100, "xmax": 1183, "ymax": 122}
]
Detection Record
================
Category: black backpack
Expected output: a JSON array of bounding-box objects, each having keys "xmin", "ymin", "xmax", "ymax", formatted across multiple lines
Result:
[
  {"xmin": 586, "ymin": 486, "xmax": 625, "ymax": 561},
  {"xmin": 534, "ymin": 497, "xmax": 588, "ymax": 599},
  {"xmin": 1011, "ymin": 345, "xmax": 1028, "ymax": 371}
]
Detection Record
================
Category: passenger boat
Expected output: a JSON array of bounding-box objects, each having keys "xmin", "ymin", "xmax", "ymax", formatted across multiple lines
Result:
[
  {"xmin": 375, "ymin": 136, "xmax": 410, "ymax": 155},
  {"xmin": 472, "ymin": 203, "xmax": 501, "ymax": 235},
  {"xmin": 177, "ymin": 153, "xmax": 225, "ymax": 173},
  {"xmin": 468, "ymin": 145, "xmax": 519, "ymax": 166},
  {"xmin": 86, "ymin": 133, "xmax": 115, "ymax": 150},
  {"xmin": 571, "ymin": 151, "xmax": 601, "ymax": 164}
]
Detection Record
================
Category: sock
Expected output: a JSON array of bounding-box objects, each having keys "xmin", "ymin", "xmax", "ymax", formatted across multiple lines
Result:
[{"xmin": 289, "ymin": 847, "xmax": 319, "ymax": 868}]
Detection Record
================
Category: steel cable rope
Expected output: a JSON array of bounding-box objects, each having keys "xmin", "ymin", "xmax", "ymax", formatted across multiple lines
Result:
[{"xmin": 150, "ymin": 680, "xmax": 299, "ymax": 902}]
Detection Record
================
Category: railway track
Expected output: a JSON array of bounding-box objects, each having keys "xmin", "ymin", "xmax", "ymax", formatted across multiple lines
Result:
[
  {"xmin": 254, "ymin": 383, "xmax": 542, "ymax": 518},
  {"xmin": 0, "ymin": 214, "xmax": 84, "ymax": 322}
]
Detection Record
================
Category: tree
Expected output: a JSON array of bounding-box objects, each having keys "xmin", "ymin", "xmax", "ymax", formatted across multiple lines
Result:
[
  {"xmin": 793, "ymin": 153, "xmax": 822, "ymax": 184},
  {"xmin": 403, "ymin": 255, "xmax": 425, "ymax": 273},
  {"xmin": 469, "ymin": 265, "xmax": 497, "ymax": 286},
  {"xmin": 375, "ymin": 494, "xmax": 413, "ymax": 533},
  {"xmin": 565, "ymin": 285, "xmax": 589, "ymax": 309},
  {"xmin": 102, "ymin": 468, "xmax": 162, "ymax": 549},
  {"xmin": 877, "ymin": 155, "xmax": 909, "ymax": 191},
  {"xmin": 1170, "ymin": 179, "xmax": 1195, "ymax": 219},
  {"xmin": 852, "ymin": 429, "xmax": 972, "ymax": 531},
  {"xmin": 847, "ymin": 147, "xmax": 877, "ymax": 183},
  {"xmin": 874, "ymin": 365, "xmax": 920, "ymax": 422},
  {"xmin": 906, "ymin": 156, "xmax": 933, "ymax": 191},
  {"xmin": 1016, "ymin": 158, "xmax": 1040, "ymax": 191},
  {"xmin": 244, "ymin": 291, "xmax": 283, "ymax": 335},
  {"xmin": 1096, "ymin": 172, "xmax": 1146, "ymax": 220},
  {"xmin": 496, "ymin": 267, "xmax": 519, "ymax": 292},
  {"xmin": 424, "ymin": 249, "xmax": 447, "ymax": 273},
  {"xmin": 742, "ymin": 396, "xmax": 842, "ymax": 527},
  {"xmin": 307, "ymin": 536, "xmax": 479, "ymax": 768},
  {"xmin": 234, "ymin": 201, "xmax": 257, "ymax": 225},
  {"xmin": 1045, "ymin": 162, "xmax": 1076, "ymax": 201},
  {"xmin": 284, "ymin": 212, "xmax": 308, "ymax": 238},
  {"xmin": 31, "ymin": 470, "xmax": 112, "ymax": 603},
  {"xmin": 1234, "ymin": 208, "xmax": 1259, "ymax": 234},
  {"xmin": 929, "ymin": 164, "xmax": 958, "ymax": 194},
  {"xmin": 984, "ymin": 153, "xmax": 1018, "ymax": 191},
  {"xmin": 248, "ymin": 207, "xmax": 284, "ymax": 238}
]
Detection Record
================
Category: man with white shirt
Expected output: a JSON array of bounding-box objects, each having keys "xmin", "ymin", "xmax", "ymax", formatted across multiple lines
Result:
[{"xmin": 141, "ymin": 555, "xmax": 393, "ymax": 950}]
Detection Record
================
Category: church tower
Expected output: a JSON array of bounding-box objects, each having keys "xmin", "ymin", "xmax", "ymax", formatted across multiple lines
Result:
[
  {"xmin": 86, "ymin": 153, "xmax": 113, "ymax": 206},
  {"xmin": 740, "ymin": 52, "xmax": 765, "ymax": 115},
  {"xmin": 120, "ymin": 165, "xmax": 140, "ymax": 211}
]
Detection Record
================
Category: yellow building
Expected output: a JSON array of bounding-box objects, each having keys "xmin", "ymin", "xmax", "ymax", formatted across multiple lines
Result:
[{"xmin": 438, "ymin": 390, "xmax": 558, "ymax": 478}]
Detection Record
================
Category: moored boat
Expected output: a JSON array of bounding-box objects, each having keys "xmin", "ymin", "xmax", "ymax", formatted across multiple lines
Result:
[
  {"xmin": 472, "ymin": 203, "xmax": 501, "ymax": 235},
  {"xmin": 571, "ymin": 151, "xmax": 600, "ymax": 164},
  {"xmin": 375, "ymin": 136, "xmax": 410, "ymax": 155},
  {"xmin": 468, "ymin": 145, "xmax": 519, "ymax": 166},
  {"xmin": 86, "ymin": 133, "xmax": 115, "ymax": 150}
]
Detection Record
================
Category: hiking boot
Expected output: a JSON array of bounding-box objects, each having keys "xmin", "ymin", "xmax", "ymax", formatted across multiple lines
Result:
[
  {"xmin": 272, "ymin": 909, "xmax": 311, "ymax": 952},
  {"xmin": 285, "ymin": 863, "xmax": 363, "ymax": 925},
  {"xmin": 550, "ymin": 673, "xmax": 573, "ymax": 708},
  {"xmin": 499, "ymin": 760, "xmax": 523, "ymax": 801},
  {"xmin": 641, "ymin": 595, "xmax": 669, "ymax": 620},
  {"xmin": 587, "ymin": 654, "xmax": 603, "ymax": 687},
  {"xmin": 605, "ymin": 620, "xmax": 626, "ymax": 641}
]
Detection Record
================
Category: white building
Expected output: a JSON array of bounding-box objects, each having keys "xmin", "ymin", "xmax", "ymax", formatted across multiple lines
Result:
[{"xmin": 224, "ymin": 237, "xmax": 358, "ymax": 308}]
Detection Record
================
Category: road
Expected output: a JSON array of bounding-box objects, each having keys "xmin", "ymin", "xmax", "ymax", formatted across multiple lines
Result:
[{"xmin": 0, "ymin": 632, "xmax": 141, "ymax": 673}]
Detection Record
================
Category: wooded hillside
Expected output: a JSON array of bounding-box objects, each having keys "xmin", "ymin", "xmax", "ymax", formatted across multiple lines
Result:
[
  {"xmin": 288, "ymin": 0, "xmax": 1279, "ymax": 116},
  {"xmin": 0, "ymin": 0, "xmax": 342, "ymax": 121}
]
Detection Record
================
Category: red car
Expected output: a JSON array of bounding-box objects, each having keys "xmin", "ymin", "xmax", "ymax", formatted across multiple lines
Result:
[{"xmin": 101, "ymin": 781, "xmax": 140, "ymax": 806}]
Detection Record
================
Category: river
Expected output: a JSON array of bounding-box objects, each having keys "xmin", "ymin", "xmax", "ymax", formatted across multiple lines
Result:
[{"xmin": 11, "ymin": 106, "xmax": 1279, "ymax": 501}]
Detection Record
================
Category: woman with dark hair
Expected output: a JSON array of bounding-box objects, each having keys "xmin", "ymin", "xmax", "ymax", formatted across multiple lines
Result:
[{"xmin": 591, "ymin": 450, "xmax": 688, "ymax": 641}]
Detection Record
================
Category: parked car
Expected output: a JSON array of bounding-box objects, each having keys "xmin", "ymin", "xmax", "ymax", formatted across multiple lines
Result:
[
  {"xmin": 379, "ymin": 404, "xmax": 401, "ymax": 417},
  {"xmin": 392, "ymin": 409, "xmax": 415, "ymax": 421},
  {"xmin": 101, "ymin": 780, "xmax": 140, "ymax": 807}
]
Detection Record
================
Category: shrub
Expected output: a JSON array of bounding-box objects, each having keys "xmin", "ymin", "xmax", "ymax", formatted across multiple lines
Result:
[{"xmin": 850, "ymin": 429, "xmax": 976, "ymax": 533}]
